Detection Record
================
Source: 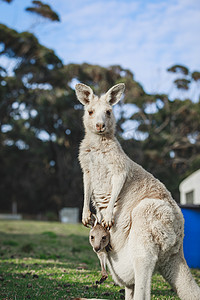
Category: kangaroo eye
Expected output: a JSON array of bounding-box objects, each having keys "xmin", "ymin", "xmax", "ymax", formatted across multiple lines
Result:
[
  {"xmin": 102, "ymin": 236, "xmax": 107, "ymax": 241},
  {"xmin": 88, "ymin": 110, "xmax": 94, "ymax": 116},
  {"xmin": 91, "ymin": 235, "xmax": 94, "ymax": 240},
  {"xmin": 106, "ymin": 110, "xmax": 111, "ymax": 116}
]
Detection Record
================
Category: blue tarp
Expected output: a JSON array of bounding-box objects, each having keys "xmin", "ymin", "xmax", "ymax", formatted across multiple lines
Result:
[{"xmin": 181, "ymin": 206, "xmax": 200, "ymax": 268}]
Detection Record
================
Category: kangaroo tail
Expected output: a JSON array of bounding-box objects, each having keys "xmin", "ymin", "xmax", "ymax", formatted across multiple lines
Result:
[{"xmin": 160, "ymin": 248, "xmax": 200, "ymax": 300}]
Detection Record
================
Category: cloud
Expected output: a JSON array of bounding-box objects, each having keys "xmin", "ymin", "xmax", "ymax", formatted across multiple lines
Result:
[
  {"xmin": 2, "ymin": 0, "xmax": 200, "ymax": 98},
  {"xmin": 53, "ymin": 1, "xmax": 199, "ymax": 87}
]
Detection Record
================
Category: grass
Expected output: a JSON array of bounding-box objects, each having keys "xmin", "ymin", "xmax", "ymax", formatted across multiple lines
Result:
[{"xmin": 0, "ymin": 221, "xmax": 199, "ymax": 299}]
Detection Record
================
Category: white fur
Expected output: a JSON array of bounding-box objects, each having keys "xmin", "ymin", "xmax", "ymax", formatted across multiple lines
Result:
[{"xmin": 76, "ymin": 83, "xmax": 200, "ymax": 300}]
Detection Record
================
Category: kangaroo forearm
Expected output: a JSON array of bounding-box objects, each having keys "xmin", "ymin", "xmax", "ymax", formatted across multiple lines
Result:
[
  {"xmin": 107, "ymin": 173, "xmax": 126, "ymax": 213},
  {"xmin": 83, "ymin": 171, "xmax": 92, "ymax": 210}
]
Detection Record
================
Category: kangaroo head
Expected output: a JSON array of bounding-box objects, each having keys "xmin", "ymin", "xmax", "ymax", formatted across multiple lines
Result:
[
  {"xmin": 89, "ymin": 223, "xmax": 110, "ymax": 253},
  {"xmin": 75, "ymin": 83, "xmax": 125, "ymax": 135}
]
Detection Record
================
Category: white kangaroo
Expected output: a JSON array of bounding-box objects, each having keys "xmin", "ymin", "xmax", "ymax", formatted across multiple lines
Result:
[{"xmin": 75, "ymin": 82, "xmax": 200, "ymax": 300}]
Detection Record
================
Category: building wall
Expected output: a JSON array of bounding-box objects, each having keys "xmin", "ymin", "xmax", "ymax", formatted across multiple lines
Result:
[
  {"xmin": 59, "ymin": 207, "xmax": 79, "ymax": 223},
  {"xmin": 179, "ymin": 169, "xmax": 200, "ymax": 205}
]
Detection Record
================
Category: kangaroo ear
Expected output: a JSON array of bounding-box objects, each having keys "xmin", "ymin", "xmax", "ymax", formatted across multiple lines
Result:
[
  {"xmin": 75, "ymin": 83, "xmax": 94, "ymax": 106},
  {"xmin": 106, "ymin": 83, "xmax": 125, "ymax": 105}
]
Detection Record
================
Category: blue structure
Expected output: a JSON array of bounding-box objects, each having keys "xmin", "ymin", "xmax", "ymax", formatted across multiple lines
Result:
[{"xmin": 181, "ymin": 206, "xmax": 200, "ymax": 268}]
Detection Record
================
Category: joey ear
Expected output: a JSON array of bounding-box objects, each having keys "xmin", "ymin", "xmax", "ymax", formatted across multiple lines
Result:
[
  {"xmin": 89, "ymin": 214, "xmax": 97, "ymax": 228},
  {"xmin": 94, "ymin": 217, "xmax": 98, "ymax": 227},
  {"xmin": 75, "ymin": 83, "xmax": 94, "ymax": 106},
  {"xmin": 106, "ymin": 83, "xmax": 125, "ymax": 105}
]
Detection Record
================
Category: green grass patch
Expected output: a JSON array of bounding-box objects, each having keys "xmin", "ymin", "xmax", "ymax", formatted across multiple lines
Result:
[
  {"xmin": 42, "ymin": 231, "xmax": 57, "ymax": 238},
  {"xmin": 0, "ymin": 220, "xmax": 199, "ymax": 299},
  {"xmin": 3, "ymin": 240, "xmax": 19, "ymax": 246}
]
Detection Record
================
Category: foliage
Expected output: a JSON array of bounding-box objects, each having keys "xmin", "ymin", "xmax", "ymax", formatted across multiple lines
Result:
[
  {"xmin": 167, "ymin": 64, "xmax": 200, "ymax": 90},
  {"xmin": 0, "ymin": 0, "xmax": 13, "ymax": 3},
  {"xmin": 1, "ymin": 220, "xmax": 199, "ymax": 299},
  {"xmin": 192, "ymin": 71, "xmax": 200, "ymax": 81},
  {"xmin": 26, "ymin": 1, "xmax": 60, "ymax": 22},
  {"xmin": 0, "ymin": 0, "xmax": 60, "ymax": 21},
  {"xmin": 167, "ymin": 65, "xmax": 189, "ymax": 76},
  {"xmin": 129, "ymin": 94, "xmax": 200, "ymax": 199}
]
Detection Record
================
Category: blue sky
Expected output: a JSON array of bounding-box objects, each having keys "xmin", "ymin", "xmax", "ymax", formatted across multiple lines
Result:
[{"xmin": 0, "ymin": 0, "xmax": 200, "ymax": 99}]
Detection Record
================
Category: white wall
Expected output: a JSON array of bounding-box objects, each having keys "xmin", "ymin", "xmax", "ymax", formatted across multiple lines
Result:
[
  {"xmin": 59, "ymin": 207, "xmax": 79, "ymax": 223},
  {"xmin": 179, "ymin": 169, "xmax": 200, "ymax": 205}
]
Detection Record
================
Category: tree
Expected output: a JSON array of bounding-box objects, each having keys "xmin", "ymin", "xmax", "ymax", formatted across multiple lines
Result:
[
  {"xmin": 167, "ymin": 64, "xmax": 200, "ymax": 96},
  {"xmin": 127, "ymin": 95, "xmax": 200, "ymax": 200}
]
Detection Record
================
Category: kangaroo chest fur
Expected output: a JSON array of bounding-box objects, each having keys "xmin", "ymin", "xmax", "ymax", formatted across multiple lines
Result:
[
  {"xmin": 88, "ymin": 146, "xmax": 112, "ymax": 188},
  {"xmin": 79, "ymin": 136, "xmax": 125, "ymax": 210}
]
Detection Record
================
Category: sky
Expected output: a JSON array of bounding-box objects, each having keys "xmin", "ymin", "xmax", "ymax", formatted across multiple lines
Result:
[{"xmin": 0, "ymin": 0, "xmax": 200, "ymax": 100}]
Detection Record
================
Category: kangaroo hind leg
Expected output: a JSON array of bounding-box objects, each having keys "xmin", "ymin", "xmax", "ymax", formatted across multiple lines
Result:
[
  {"xmin": 132, "ymin": 253, "xmax": 157, "ymax": 300},
  {"xmin": 160, "ymin": 249, "xmax": 200, "ymax": 300},
  {"xmin": 125, "ymin": 285, "xmax": 134, "ymax": 300}
]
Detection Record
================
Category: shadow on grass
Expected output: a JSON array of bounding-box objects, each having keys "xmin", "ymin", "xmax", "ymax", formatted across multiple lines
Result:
[{"xmin": 0, "ymin": 259, "xmax": 120, "ymax": 299}]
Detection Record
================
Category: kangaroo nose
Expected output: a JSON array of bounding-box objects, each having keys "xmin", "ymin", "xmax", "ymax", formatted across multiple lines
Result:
[
  {"xmin": 96, "ymin": 123, "xmax": 105, "ymax": 131},
  {"xmin": 94, "ymin": 246, "xmax": 101, "ymax": 252}
]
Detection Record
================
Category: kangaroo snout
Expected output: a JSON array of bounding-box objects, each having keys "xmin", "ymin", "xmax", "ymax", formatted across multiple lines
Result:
[
  {"xmin": 96, "ymin": 123, "xmax": 105, "ymax": 131},
  {"xmin": 94, "ymin": 246, "xmax": 101, "ymax": 252}
]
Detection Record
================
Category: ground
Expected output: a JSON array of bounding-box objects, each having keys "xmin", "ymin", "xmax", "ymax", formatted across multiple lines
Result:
[{"xmin": 0, "ymin": 220, "xmax": 199, "ymax": 299}]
